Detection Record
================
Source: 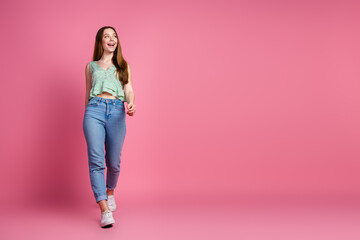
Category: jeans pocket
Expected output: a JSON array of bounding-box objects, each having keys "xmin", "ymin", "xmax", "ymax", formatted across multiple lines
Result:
[
  {"xmin": 87, "ymin": 99, "xmax": 99, "ymax": 107},
  {"xmin": 114, "ymin": 102, "xmax": 124, "ymax": 110}
]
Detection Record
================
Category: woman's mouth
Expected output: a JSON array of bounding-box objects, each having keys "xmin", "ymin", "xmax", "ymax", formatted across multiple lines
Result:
[{"xmin": 108, "ymin": 43, "xmax": 115, "ymax": 47}]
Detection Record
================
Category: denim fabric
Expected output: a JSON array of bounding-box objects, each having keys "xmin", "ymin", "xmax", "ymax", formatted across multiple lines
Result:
[{"xmin": 83, "ymin": 96, "xmax": 126, "ymax": 203}]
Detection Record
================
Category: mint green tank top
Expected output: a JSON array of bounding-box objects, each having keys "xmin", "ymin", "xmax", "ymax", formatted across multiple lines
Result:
[{"xmin": 88, "ymin": 61, "xmax": 126, "ymax": 101}]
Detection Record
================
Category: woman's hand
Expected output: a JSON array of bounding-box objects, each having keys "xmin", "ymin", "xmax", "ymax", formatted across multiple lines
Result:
[{"xmin": 126, "ymin": 103, "xmax": 136, "ymax": 116}]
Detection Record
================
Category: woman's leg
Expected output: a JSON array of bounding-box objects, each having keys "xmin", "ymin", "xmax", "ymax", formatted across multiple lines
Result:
[
  {"xmin": 104, "ymin": 101, "xmax": 127, "ymax": 193},
  {"xmin": 83, "ymin": 101, "xmax": 109, "ymax": 206}
]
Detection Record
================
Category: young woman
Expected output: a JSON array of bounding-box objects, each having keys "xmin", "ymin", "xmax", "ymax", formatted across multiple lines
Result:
[{"xmin": 83, "ymin": 26, "xmax": 136, "ymax": 227}]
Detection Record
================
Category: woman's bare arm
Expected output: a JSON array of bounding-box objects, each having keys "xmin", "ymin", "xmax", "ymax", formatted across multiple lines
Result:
[
  {"xmin": 123, "ymin": 63, "xmax": 134, "ymax": 104},
  {"xmin": 85, "ymin": 63, "xmax": 92, "ymax": 108}
]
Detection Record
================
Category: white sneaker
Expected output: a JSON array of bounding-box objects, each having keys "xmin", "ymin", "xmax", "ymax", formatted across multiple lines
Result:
[
  {"xmin": 100, "ymin": 210, "xmax": 115, "ymax": 227},
  {"xmin": 107, "ymin": 195, "xmax": 117, "ymax": 211}
]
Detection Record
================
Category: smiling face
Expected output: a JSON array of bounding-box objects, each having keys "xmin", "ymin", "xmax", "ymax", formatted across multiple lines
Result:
[{"xmin": 102, "ymin": 28, "xmax": 118, "ymax": 52}]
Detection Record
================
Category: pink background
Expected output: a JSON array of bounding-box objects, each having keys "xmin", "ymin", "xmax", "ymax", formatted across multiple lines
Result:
[{"xmin": 1, "ymin": 0, "xmax": 360, "ymax": 239}]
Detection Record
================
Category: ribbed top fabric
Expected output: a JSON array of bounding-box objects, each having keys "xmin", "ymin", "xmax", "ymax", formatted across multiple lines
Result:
[{"xmin": 88, "ymin": 61, "xmax": 126, "ymax": 101}]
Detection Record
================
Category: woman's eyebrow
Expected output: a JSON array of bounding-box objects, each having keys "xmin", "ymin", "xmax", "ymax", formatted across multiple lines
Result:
[{"xmin": 104, "ymin": 33, "xmax": 116, "ymax": 35}]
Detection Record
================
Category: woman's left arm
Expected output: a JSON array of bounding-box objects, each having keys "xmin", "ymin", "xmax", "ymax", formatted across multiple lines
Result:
[{"xmin": 123, "ymin": 64, "xmax": 136, "ymax": 115}]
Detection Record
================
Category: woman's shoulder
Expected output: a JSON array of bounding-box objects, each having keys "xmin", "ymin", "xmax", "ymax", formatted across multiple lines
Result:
[
  {"xmin": 86, "ymin": 61, "xmax": 94, "ymax": 67},
  {"xmin": 87, "ymin": 61, "xmax": 95, "ymax": 74}
]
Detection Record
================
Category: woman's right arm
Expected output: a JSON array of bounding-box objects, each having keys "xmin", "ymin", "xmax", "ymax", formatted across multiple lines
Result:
[{"xmin": 85, "ymin": 63, "xmax": 92, "ymax": 108}]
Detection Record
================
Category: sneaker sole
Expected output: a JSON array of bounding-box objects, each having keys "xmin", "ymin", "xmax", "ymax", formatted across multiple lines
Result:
[
  {"xmin": 109, "ymin": 206, "xmax": 117, "ymax": 211},
  {"xmin": 101, "ymin": 219, "xmax": 115, "ymax": 227}
]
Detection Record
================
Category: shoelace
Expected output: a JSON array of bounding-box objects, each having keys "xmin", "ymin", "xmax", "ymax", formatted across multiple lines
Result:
[
  {"xmin": 108, "ymin": 196, "xmax": 115, "ymax": 205},
  {"xmin": 102, "ymin": 210, "xmax": 112, "ymax": 217}
]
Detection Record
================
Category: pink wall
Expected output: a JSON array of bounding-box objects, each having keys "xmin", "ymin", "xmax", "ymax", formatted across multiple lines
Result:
[{"xmin": 0, "ymin": 0, "xmax": 360, "ymax": 207}]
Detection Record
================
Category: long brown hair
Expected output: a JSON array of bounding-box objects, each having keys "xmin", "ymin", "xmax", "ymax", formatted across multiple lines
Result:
[{"xmin": 92, "ymin": 26, "xmax": 129, "ymax": 87}]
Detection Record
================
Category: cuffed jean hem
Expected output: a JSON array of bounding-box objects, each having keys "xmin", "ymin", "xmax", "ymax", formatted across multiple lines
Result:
[{"xmin": 95, "ymin": 194, "xmax": 108, "ymax": 203}]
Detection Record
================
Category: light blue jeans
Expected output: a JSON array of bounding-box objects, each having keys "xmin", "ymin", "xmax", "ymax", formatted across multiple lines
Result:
[{"xmin": 82, "ymin": 96, "xmax": 127, "ymax": 203}]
